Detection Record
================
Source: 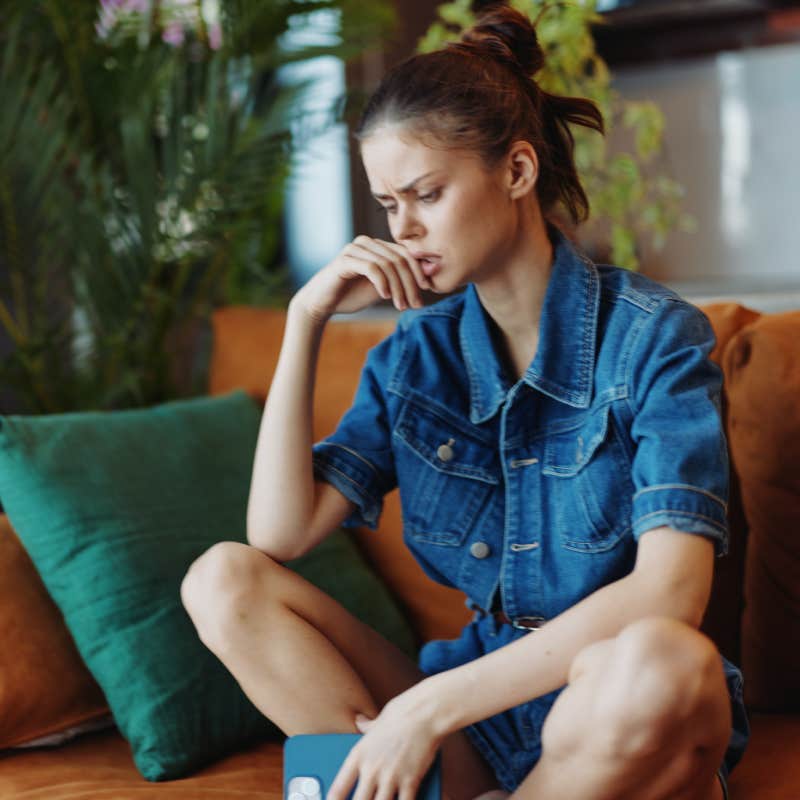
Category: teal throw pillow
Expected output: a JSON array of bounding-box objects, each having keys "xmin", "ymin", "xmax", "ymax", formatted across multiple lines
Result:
[{"xmin": 0, "ymin": 391, "xmax": 415, "ymax": 780}]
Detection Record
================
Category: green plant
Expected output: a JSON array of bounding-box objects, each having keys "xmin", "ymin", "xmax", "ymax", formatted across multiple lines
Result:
[
  {"xmin": 0, "ymin": 0, "xmax": 393, "ymax": 414},
  {"xmin": 418, "ymin": 0, "xmax": 695, "ymax": 269}
]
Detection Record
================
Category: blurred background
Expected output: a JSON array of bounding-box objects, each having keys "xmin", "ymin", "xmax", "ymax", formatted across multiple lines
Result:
[{"xmin": 1, "ymin": 0, "xmax": 799, "ymax": 414}]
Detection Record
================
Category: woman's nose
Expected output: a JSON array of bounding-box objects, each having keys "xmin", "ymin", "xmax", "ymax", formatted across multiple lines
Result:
[{"xmin": 392, "ymin": 205, "xmax": 423, "ymax": 242}]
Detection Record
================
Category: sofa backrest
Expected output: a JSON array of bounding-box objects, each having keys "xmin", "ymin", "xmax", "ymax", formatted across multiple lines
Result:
[
  {"xmin": 696, "ymin": 304, "xmax": 761, "ymax": 668},
  {"xmin": 722, "ymin": 310, "xmax": 800, "ymax": 711}
]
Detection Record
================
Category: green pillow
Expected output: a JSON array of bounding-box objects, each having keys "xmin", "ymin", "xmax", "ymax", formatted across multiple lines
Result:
[{"xmin": 0, "ymin": 391, "xmax": 415, "ymax": 781}]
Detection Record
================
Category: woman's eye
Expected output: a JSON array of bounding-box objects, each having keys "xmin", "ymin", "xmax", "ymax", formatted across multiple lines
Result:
[
  {"xmin": 374, "ymin": 203, "xmax": 395, "ymax": 214},
  {"xmin": 419, "ymin": 190, "xmax": 440, "ymax": 203}
]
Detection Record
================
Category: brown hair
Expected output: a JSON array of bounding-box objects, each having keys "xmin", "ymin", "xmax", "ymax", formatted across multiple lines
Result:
[{"xmin": 354, "ymin": 3, "xmax": 604, "ymax": 225}]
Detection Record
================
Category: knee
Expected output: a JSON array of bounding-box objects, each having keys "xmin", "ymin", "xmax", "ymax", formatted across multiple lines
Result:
[
  {"xmin": 583, "ymin": 617, "xmax": 727, "ymax": 758},
  {"xmin": 181, "ymin": 541, "xmax": 278, "ymax": 643},
  {"xmin": 617, "ymin": 617, "xmax": 723, "ymax": 700}
]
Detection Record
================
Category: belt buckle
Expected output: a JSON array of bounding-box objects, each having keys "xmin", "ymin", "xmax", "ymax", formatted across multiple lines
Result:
[{"xmin": 512, "ymin": 616, "xmax": 546, "ymax": 631}]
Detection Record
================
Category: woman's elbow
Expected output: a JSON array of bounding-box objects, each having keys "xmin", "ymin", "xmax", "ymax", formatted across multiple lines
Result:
[{"xmin": 245, "ymin": 518, "xmax": 300, "ymax": 562}]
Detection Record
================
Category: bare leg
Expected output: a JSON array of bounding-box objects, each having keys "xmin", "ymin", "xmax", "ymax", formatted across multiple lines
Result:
[
  {"xmin": 511, "ymin": 617, "xmax": 731, "ymax": 800},
  {"xmin": 181, "ymin": 540, "xmax": 501, "ymax": 800}
]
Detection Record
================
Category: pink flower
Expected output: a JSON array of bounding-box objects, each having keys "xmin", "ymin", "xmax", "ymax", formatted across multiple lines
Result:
[
  {"xmin": 162, "ymin": 21, "xmax": 186, "ymax": 47},
  {"xmin": 208, "ymin": 22, "xmax": 222, "ymax": 50}
]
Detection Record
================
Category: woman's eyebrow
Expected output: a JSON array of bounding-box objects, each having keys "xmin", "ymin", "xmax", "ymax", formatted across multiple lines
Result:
[{"xmin": 370, "ymin": 171, "xmax": 438, "ymax": 201}]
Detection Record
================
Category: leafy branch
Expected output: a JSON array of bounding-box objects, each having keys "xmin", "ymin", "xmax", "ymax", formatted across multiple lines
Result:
[{"xmin": 0, "ymin": 0, "xmax": 393, "ymax": 413}]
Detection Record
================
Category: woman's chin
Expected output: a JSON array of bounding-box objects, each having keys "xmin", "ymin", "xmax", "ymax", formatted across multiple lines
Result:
[{"xmin": 424, "ymin": 270, "xmax": 463, "ymax": 295}]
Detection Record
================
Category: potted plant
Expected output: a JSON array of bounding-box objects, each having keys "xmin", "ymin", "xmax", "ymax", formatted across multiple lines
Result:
[{"xmin": 0, "ymin": 0, "xmax": 393, "ymax": 413}]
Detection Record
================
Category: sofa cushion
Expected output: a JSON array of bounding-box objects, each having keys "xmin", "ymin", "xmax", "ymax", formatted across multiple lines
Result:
[
  {"xmin": 726, "ymin": 713, "xmax": 800, "ymax": 799},
  {"xmin": 724, "ymin": 311, "xmax": 800, "ymax": 710},
  {"xmin": 701, "ymin": 302, "xmax": 761, "ymax": 364},
  {"xmin": 0, "ymin": 514, "xmax": 110, "ymax": 749},
  {"xmin": 697, "ymin": 303, "xmax": 761, "ymax": 666},
  {"xmin": 0, "ymin": 391, "xmax": 415, "ymax": 780},
  {"xmin": 210, "ymin": 308, "xmax": 473, "ymax": 644},
  {"xmin": 1, "ymin": 713, "xmax": 797, "ymax": 800},
  {"xmin": 0, "ymin": 727, "xmax": 284, "ymax": 799}
]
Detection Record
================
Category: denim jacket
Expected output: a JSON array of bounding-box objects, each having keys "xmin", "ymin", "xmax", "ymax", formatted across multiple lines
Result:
[{"xmin": 312, "ymin": 231, "xmax": 729, "ymax": 625}]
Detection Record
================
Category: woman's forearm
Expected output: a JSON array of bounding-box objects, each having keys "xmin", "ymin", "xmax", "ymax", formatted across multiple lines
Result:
[
  {"xmin": 246, "ymin": 297, "xmax": 327, "ymax": 559},
  {"xmin": 246, "ymin": 236, "xmax": 427, "ymax": 560},
  {"xmin": 428, "ymin": 572, "xmax": 648, "ymax": 734}
]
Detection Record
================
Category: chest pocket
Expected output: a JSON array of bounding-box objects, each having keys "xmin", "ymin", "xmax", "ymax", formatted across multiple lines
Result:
[
  {"xmin": 541, "ymin": 404, "xmax": 633, "ymax": 552},
  {"xmin": 393, "ymin": 399, "xmax": 498, "ymax": 545}
]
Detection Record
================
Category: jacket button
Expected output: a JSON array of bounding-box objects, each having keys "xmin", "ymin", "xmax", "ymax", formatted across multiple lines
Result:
[
  {"xmin": 470, "ymin": 541, "xmax": 491, "ymax": 559},
  {"xmin": 437, "ymin": 439, "xmax": 455, "ymax": 461}
]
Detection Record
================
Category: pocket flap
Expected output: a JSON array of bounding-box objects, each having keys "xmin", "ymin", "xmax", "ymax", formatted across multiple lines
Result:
[
  {"xmin": 542, "ymin": 406, "xmax": 610, "ymax": 477},
  {"xmin": 394, "ymin": 401, "xmax": 499, "ymax": 485}
]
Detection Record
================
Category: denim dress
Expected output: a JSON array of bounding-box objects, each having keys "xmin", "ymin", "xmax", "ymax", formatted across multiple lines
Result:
[{"xmin": 311, "ymin": 230, "xmax": 749, "ymax": 791}]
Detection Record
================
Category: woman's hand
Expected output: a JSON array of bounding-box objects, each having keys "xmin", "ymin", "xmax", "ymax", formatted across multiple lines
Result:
[
  {"xmin": 292, "ymin": 236, "xmax": 431, "ymax": 323},
  {"xmin": 326, "ymin": 688, "xmax": 445, "ymax": 800}
]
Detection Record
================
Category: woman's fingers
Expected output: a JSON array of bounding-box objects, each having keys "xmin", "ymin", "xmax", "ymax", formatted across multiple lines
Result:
[
  {"xmin": 351, "ymin": 769, "xmax": 378, "ymax": 800},
  {"xmin": 301, "ymin": 233, "xmax": 429, "ymax": 319},
  {"xmin": 348, "ymin": 240, "xmax": 414, "ymax": 310},
  {"xmin": 343, "ymin": 241, "xmax": 407, "ymax": 308},
  {"xmin": 340, "ymin": 252, "xmax": 391, "ymax": 301},
  {"xmin": 327, "ymin": 752, "xmax": 361, "ymax": 800},
  {"xmin": 374, "ymin": 779, "xmax": 398, "ymax": 800},
  {"xmin": 381, "ymin": 240, "xmax": 432, "ymax": 294},
  {"xmin": 351, "ymin": 236, "xmax": 427, "ymax": 309},
  {"xmin": 367, "ymin": 238, "xmax": 428, "ymax": 309},
  {"xmin": 397, "ymin": 777, "xmax": 422, "ymax": 800}
]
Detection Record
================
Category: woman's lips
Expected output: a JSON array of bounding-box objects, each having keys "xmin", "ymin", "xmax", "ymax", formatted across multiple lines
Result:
[
  {"xmin": 414, "ymin": 254, "xmax": 442, "ymax": 278},
  {"xmin": 421, "ymin": 260, "xmax": 440, "ymax": 277}
]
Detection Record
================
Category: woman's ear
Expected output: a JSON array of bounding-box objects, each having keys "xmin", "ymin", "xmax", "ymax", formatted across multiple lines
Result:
[{"xmin": 505, "ymin": 140, "xmax": 539, "ymax": 200}]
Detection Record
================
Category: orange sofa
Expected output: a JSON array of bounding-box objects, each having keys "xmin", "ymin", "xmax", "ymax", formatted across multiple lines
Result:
[{"xmin": 0, "ymin": 301, "xmax": 798, "ymax": 798}]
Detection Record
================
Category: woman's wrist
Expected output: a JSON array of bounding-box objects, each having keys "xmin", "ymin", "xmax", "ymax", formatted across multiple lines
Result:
[
  {"xmin": 288, "ymin": 291, "xmax": 331, "ymax": 330},
  {"xmin": 412, "ymin": 673, "xmax": 466, "ymax": 740}
]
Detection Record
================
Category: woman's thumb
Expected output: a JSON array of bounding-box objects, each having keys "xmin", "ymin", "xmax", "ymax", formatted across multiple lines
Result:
[{"xmin": 354, "ymin": 713, "xmax": 373, "ymax": 732}]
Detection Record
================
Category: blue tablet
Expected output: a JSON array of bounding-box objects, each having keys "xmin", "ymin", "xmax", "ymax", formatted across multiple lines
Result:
[{"xmin": 284, "ymin": 733, "xmax": 442, "ymax": 800}]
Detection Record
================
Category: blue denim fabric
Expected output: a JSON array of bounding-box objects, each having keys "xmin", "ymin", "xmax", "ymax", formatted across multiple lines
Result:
[{"xmin": 312, "ymin": 229, "xmax": 749, "ymax": 785}]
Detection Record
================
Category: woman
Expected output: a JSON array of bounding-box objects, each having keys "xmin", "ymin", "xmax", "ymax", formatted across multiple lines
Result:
[{"xmin": 181, "ymin": 5, "xmax": 749, "ymax": 799}]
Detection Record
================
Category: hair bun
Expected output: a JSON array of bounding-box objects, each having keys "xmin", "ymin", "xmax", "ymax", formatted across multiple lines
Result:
[{"xmin": 458, "ymin": 5, "xmax": 544, "ymax": 76}]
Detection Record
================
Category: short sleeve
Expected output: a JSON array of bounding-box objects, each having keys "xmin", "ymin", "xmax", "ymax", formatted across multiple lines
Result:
[
  {"xmin": 311, "ymin": 330, "xmax": 401, "ymax": 531},
  {"xmin": 628, "ymin": 300, "xmax": 729, "ymax": 555}
]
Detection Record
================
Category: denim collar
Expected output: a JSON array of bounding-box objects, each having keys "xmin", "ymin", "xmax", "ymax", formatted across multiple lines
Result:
[{"xmin": 460, "ymin": 229, "xmax": 599, "ymax": 424}]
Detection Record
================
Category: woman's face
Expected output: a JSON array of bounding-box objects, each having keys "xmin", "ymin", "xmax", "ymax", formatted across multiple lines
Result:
[{"xmin": 360, "ymin": 126, "xmax": 519, "ymax": 294}]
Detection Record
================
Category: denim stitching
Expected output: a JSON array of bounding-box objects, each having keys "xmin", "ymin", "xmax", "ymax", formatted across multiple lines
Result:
[
  {"xmin": 634, "ymin": 508, "xmax": 726, "ymax": 533},
  {"xmin": 633, "ymin": 483, "xmax": 727, "ymax": 510},
  {"xmin": 625, "ymin": 300, "xmax": 666, "ymax": 416},
  {"xmin": 315, "ymin": 442, "xmax": 380, "ymax": 476},
  {"xmin": 314, "ymin": 462, "xmax": 377, "ymax": 522}
]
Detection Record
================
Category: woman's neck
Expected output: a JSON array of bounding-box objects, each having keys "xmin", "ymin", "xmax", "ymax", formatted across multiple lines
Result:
[{"xmin": 474, "ymin": 214, "xmax": 554, "ymax": 379}]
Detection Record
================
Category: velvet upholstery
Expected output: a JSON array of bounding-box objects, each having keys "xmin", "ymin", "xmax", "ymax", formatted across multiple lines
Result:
[
  {"xmin": 0, "ymin": 515, "xmax": 109, "ymax": 749},
  {"xmin": 724, "ymin": 311, "xmax": 800, "ymax": 711},
  {"xmin": 697, "ymin": 303, "xmax": 761, "ymax": 665}
]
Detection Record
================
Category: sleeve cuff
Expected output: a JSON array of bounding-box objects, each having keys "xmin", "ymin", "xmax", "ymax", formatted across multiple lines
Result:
[
  {"xmin": 312, "ymin": 444, "xmax": 384, "ymax": 530},
  {"xmin": 632, "ymin": 484, "xmax": 729, "ymax": 556}
]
